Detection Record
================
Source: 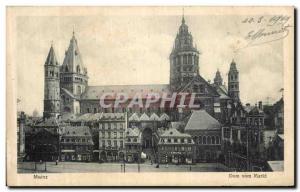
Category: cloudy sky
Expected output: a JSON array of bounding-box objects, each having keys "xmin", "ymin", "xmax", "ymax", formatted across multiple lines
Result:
[{"xmin": 16, "ymin": 10, "xmax": 285, "ymax": 115}]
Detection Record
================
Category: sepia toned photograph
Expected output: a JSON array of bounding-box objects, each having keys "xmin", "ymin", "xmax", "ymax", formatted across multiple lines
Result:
[{"xmin": 6, "ymin": 6, "xmax": 294, "ymax": 186}]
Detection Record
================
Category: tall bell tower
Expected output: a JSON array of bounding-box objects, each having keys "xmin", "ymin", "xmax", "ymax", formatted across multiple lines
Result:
[
  {"xmin": 169, "ymin": 14, "xmax": 200, "ymax": 91},
  {"xmin": 43, "ymin": 44, "xmax": 60, "ymax": 119},
  {"xmin": 60, "ymin": 31, "xmax": 88, "ymax": 97},
  {"xmin": 228, "ymin": 59, "xmax": 240, "ymax": 101}
]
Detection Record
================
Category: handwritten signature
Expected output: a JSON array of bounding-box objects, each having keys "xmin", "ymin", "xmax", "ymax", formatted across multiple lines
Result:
[
  {"xmin": 238, "ymin": 15, "xmax": 293, "ymax": 49},
  {"xmin": 245, "ymin": 24, "xmax": 293, "ymax": 46}
]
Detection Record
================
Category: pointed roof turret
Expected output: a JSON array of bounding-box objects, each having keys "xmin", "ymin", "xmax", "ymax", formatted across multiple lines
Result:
[
  {"xmin": 45, "ymin": 44, "xmax": 59, "ymax": 66},
  {"xmin": 172, "ymin": 11, "xmax": 197, "ymax": 53},
  {"xmin": 229, "ymin": 59, "xmax": 238, "ymax": 72},
  {"xmin": 214, "ymin": 69, "xmax": 223, "ymax": 86},
  {"xmin": 61, "ymin": 30, "xmax": 87, "ymax": 75}
]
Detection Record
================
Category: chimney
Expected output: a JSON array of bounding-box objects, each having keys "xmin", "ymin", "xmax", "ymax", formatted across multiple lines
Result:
[{"xmin": 258, "ymin": 101, "xmax": 263, "ymax": 110}]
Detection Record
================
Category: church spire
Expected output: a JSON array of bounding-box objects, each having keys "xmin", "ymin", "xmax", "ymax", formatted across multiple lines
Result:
[
  {"xmin": 182, "ymin": 8, "xmax": 185, "ymax": 24},
  {"xmin": 45, "ymin": 43, "xmax": 58, "ymax": 66}
]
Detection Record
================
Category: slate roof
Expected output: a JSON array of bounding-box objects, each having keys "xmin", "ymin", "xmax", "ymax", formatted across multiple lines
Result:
[
  {"xmin": 61, "ymin": 33, "xmax": 87, "ymax": 75},
  {"xmin": 73, "ymin": 113, "xmax": 124, "ymax": 122},
  {"xmin": 149, "ymin": 113, "xmax": 160, "ymax": 121},
  {"xmin": 159, "ymin": 113, "xmax": 170, "ymax": 121},
  {"xmin": 129, "ymin": 113, "xmax": 140, "ymax": 122},
  {"xmin": 139, "ymin": 113, "xmax": 150, "ymax": 121},
  {"xmin": 185, "ymin": 110, "xmax": 221, "ymax": 131},
  {"xmin": 45, "ymin": 45, "xmax": 59, "ymax": 66},
  {"xmin": 160, "ymin": 128, "xmax": 191, "ymax": 138},
  {"xmin": 60, "ymin": 113, "xmax": 78, "ymax": 122},
  {"xmin": 34, "ymin": 117, "xmax": 60, "ymax": 128},
  {"xmin": 76, "ymin": 113, "xmax": 94, "ymax": 122},
  {"xmin": 62, "ymin": 126, "xmax": 92, "ymax": 137},
  {"xmin": 81, "ymin": 84, "xmax": 169, "ymax": 100}
]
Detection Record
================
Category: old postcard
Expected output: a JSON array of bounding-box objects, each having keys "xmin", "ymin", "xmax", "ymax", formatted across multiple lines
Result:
[{"xmin": 6, "ymin": 6, "xmax": 294, "ymax": 186}]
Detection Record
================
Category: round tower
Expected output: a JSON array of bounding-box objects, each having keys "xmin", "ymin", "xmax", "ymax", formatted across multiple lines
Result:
[{"xmin": 43, "ymin": 44, "xmax": 60, "ymax": 119}]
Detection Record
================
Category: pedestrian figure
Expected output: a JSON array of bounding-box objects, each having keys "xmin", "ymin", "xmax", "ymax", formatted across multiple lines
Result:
[
  {"xmin": 56, "ymin": 159, "xmax": 58, "ymax": 165},
  {"xmin": 189, "ymin": 165, "xmax": 192, "ymax": 171},
  {"xmin": 166, "ymin": 163, "xmax": 169, "ymax": 168}
]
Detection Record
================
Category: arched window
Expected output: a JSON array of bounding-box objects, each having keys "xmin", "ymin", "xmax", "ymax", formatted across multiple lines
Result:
[
  {"xmin": 193, "ymin": 136, "xmax": 198, "ymax": 144},
  {"xmin": 76, "ymin": 65, "xmax": 80, "ymax": 73},
  {"xmin": 212, "ymin": 136, "xmax": 215, "ymax": 144},
  {"xmin": 207, "ymin": 136, "xmax": 211, "ymax": 144},
  {"xmin": 203, "ymin": 136, "xmax": 207, "ymax": 144},
  {"xmin": 198, "ymin": 136, "xmax": 202, "ymax": 144},
  {"xmin": 77, "ymin": 85, "xmax": 81, "ymax": 95},
  {"xmin": 216, "ymin": 136, "xmax": 220, "ymax": 144}
]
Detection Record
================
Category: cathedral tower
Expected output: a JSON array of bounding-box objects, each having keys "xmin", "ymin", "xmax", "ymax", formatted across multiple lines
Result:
[
  {"xmin": 169, "ymin": 15, "xmax": 200, "ymax": 91},
  {"xmin": 43, "ymin": 44, "xmax": 60, "ymax": 119},
  {"xmin": 213, "ymin": 69, "xmax": 223, "ymax": 86},
  {"xmin": 228, "ymin": 59, "xmax": 240, "ymax": 101},
  {"xmin": 60, "ymin": 31, "xmax": 88, "ymax": 97}
]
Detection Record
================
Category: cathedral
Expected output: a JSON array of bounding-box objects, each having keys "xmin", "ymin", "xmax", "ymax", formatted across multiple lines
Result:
[
  {"xmin": 43, "ymin": 15, "xmax": 240, "ymax": 122},
  {"xmin": 23, "ymin": 14, "xmax": 249, "ymax": 164}
]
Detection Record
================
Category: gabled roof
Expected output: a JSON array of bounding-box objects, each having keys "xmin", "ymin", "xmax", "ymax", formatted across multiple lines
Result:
[
  {"xmin": 159, "ymin": 113, "xmax": 170, "ymax": 121},
  {"xmin": 149, "ymin": 113, "xmax": 160, "ymax": 121},
  {"xmin": 160, "ymin": 128, "xmax": 191, "ymax": 138},
  {"xmin": 185, "ymin": 110, "xmax": 220, "ymax": 131},
  {"xmin": 246, "ymin": 105, "xmax": 264, "ymax": 115},
  {"xmin": 129, "ymin": 113, "xmax": 140, "ymax": 122},
  {"xmin": 178, "ymin": 75, "xmax": 220, "ymax": 97},
  {"xmin": 139, "ymin": 113, "xmax": 150, "ymax": 121}
]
